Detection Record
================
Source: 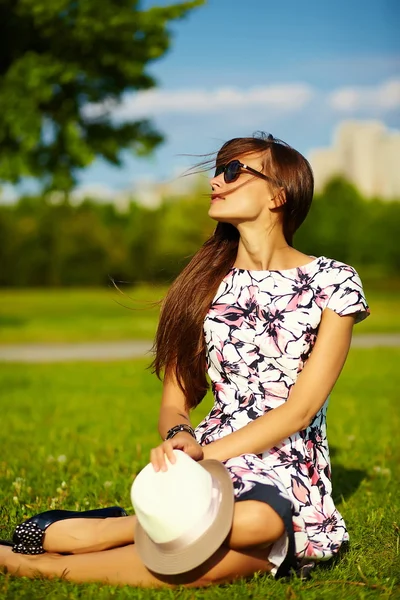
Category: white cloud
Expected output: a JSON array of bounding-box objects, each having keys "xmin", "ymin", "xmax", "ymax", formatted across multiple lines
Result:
[
  {"xmin": 82, "ymin": 78, "xmax": 400, "ymax": 123},
  {"xmin": 329, "ymin": 78, "xmax": 400, "ymax": 112},
  {"xmin": 83, "ymin": 84, "xmax": 315, "ymax": 120}
]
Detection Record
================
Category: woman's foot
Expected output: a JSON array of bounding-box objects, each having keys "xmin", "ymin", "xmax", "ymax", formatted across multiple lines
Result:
[
  {"xmin": 1, "ymin": 545, "xmax": 30, "ymax": 575},
  {"xmin": 0, "ymin": 544, "xmax": 59, "ymax": 579}
]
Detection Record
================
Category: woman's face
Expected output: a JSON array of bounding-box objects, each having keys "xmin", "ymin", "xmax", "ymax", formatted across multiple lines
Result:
[{"xmin": 208, "ymin": 151, "xmax": 277, "ymax": 226}]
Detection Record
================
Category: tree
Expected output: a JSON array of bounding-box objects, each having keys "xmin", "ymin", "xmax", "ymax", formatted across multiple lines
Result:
[
  {"xmin": 295, "ymin": 177, "xmax": 365, "ymax": 263},
  {"xmin": 151, "ymin": 184, "xmax": 214, "ymax": 280},
  {"xmin": 0, "ymin": 0, "xmax": 203, "ymax": 191}
]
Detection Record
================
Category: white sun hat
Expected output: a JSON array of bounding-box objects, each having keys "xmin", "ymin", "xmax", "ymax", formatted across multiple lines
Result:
[{"xmin": 131, "ymin": 449, "xmax": 234, "ymax": 575}]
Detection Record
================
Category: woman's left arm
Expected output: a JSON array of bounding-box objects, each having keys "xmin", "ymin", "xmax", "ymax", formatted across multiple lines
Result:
[{"xmin": 202, "ymin": 308, "xmax": 356, "ymax": 462}]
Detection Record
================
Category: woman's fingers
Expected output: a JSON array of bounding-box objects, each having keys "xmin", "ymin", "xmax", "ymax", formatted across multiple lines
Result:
[
  {"xmin": 164, "ymin": 441, "xmax": 177, "ymax": 465},
  {"xmin": 172, "ymin": 438, "xmax": 203, "ymax": 461},
  {"xmin": 150, "ymin": 441, "xmax": 176, "ymax": 472},
  {"xmin": 150, "ymin": 437, "xmax": 203, "ymax": 472},
  {"xmin": 150, "ymin": 446, "xmax": 166, "ymax": 472}
]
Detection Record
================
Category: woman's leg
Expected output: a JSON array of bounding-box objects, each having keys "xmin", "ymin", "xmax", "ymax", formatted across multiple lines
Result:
[
  {"xmin": 41, "ymin": 499, "xmax": 284, "ymax": 555},
  {"xmin": 227, "ymin": 500, "xmax": 285, "ymax": 549},
  {"xmin": 43, "ymin": 515, "xmax": 137, "ymax": 554},
  {"xmin": 1, "ymin": 499, "xmax": 282, "ymax": 586},
  {"xmin": 0, "ymin": 542, "xmax": 274, "ymax": 587},
  {"xmin": 41, "ymin": 499, "xmax": 284, "ymax": 554}
]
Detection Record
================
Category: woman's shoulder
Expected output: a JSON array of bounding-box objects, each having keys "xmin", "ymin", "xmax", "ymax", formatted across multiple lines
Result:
[
  {"xmin": 315, "ymin": 257, "xmax": 369, "ymax": 323},
  {"xmin": 315, "ymin": 256, "xmax": 362, "ymax": 281}
]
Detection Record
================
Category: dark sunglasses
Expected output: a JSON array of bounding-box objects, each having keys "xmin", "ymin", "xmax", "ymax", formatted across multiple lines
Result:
[{"xmin": 214, "ymin": 159, "xmax": 275, "ymax": 184}]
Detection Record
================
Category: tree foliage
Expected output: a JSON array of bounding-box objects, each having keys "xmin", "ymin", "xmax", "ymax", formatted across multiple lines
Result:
[
  {"xmin": 0, "ymin": 0, "xmax": 203, "ymax": 190},
  {"xmin": 0, "ymin": 178, "xmax": 399, "ymax": 287}
]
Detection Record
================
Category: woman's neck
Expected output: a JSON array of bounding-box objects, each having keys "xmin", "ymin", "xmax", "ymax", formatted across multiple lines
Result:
[{"xmin": 234, "ymin": 224, "xmax": 293, "ymax": 271}]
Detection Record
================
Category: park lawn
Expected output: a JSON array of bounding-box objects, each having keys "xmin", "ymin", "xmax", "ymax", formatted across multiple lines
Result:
[
  {"xmin": 0, "ymin": 348, "xmax": 399, "ymax": 599},
  {"xmin": 0, "ymin": 283, "xmax": 399, "ymax": 344},
  {"xmin": 0, "ymin": 284, "xmax": 167, "ymax": 344}
]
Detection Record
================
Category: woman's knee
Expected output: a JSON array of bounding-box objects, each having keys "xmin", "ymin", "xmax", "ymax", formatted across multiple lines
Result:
[{"xmin": 229, "ymin": 500, "xmax": 285, "ymax": 545}]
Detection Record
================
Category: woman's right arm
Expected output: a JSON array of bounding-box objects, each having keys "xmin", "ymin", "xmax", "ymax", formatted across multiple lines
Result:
[
  {"xmin": 151, "ymin": 369, "xmax": 203, "ymax": 471},
  {"xmin": 157, "ymin": 368, "xmax": 193, "ymax": 439}
]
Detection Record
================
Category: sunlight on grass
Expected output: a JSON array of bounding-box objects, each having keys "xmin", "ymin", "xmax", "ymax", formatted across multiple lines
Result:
[{"xmin": 0, "ymin": 285, "xmax": 167, "ymax": 343}]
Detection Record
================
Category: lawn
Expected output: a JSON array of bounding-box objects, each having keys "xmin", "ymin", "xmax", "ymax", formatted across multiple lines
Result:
[
  {"xmin": 0, "ymin": 284, "xmax": 166, "ymax": 344},
  {"xmin": 0, "ymin": 281, "xmax": 399, "ymax": 344},
  {"xmin": 1, "ymin": 348, "xmax": 399, "ymax": 599}
]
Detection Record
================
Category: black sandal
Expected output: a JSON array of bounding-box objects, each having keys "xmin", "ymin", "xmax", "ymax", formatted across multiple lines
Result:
[{"xmin": 12, "ymin": 506, "xmax": 127, "ymax": 554}]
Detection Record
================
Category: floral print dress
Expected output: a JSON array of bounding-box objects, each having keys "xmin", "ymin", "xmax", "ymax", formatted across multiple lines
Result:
[{"xmin": 194, "ymin": 255, "xmax": 370, "ymax": 577}]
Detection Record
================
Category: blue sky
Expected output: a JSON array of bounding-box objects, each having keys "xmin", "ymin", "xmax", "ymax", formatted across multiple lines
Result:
[{"xmin": 4, "ymin": 0, "xmax": 400, "ymax": 199}]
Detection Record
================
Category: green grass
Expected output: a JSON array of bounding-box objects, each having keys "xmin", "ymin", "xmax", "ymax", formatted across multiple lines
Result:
[
  {"xmin": 1, "ymin": 348, "xmax": 399, "ymax": 598},
  {"xmin": 0, "ymin": 283, "xmax": 399, "ymax": 344},
  {"xmin": 0, "ymin": 285, "xmax": 167, "ymax": 344}
]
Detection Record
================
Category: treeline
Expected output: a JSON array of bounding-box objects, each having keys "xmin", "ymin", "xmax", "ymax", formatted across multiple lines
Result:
[{"xmin": 0, "ymin": 177, "xmax": 398, "ymax": 287}]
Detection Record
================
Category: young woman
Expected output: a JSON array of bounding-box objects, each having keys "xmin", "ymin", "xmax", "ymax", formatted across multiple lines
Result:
[{"xmin": 0, "ymin": 133, "xmax": 370, "ymax": 587}]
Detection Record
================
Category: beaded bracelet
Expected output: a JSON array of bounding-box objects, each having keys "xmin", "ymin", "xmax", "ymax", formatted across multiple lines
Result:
[{"xmin": 165, "ymin": 424, "xmax": 196, "ymax": 441}]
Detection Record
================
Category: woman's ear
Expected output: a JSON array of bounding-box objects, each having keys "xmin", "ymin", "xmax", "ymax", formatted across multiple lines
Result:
[{"xmin": 270, "ymin": 188, "xmax": 286, "ymax": 209}]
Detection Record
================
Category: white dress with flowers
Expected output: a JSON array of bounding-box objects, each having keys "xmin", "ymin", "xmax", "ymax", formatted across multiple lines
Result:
[{"xmin": 194, "ymin": 256, "xmax": 370, "ymax": 577}]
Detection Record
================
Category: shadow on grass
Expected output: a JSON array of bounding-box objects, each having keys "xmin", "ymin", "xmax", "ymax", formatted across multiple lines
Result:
[{"xmin": 330, "ymin": 446, "xmax": 366, "ymax": 504}]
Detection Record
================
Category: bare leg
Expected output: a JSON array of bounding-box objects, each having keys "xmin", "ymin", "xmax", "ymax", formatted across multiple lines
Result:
[
  {"xmin": 227, "ymin": 501, "xmax": 285, "ymax": 550},
  {"xmin": 43, "ymin": 515, "xmax": 137, "ymax": 554},
  {"xmin": 0, "ymin": 543, "xmax": 274, "ymax": 587},
  {"xmin": 42, "ymin": 499, "xmax": 285, "ymax": 554}
]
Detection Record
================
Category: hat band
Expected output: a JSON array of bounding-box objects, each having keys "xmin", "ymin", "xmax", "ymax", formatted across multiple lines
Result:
[{"xmin": 154, "ymin": 477, "xmax": 222, "ymax": 552}]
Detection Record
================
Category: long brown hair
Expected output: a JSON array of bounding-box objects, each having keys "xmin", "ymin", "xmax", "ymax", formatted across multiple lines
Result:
[{"xmin": 150, "ymin": 133, "xmax": 314, "ymax": 410}]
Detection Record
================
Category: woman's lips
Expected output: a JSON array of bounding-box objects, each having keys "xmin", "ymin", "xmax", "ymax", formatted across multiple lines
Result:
[{"xmin": 211, "ymin": 195, "xmax": 225, "ymax": 203}]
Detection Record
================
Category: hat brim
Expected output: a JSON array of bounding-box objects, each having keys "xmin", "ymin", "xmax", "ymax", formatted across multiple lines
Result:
[{"xmin": 134, "ymin": 458, "xmax": 234, "ymax": 575}]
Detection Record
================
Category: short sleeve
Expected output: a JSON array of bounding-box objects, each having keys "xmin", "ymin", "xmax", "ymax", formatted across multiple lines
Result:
[{"xmin": 324, "ymin": 263, "xmax": 370, "ymax": 324}]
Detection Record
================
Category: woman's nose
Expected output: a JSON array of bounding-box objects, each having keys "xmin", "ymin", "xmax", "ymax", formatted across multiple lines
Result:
[{"xmin": 210, "ymin": 174, "xmax": 223, "ymax": 188}]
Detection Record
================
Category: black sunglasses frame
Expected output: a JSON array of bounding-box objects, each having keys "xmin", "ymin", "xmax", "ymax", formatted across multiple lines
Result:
[{"xmin": 214, "ymin": 159, "xmax": 279, "ymax": 186}]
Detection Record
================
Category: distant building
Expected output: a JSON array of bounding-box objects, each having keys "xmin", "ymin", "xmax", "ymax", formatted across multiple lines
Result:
[{"xmin": 309, "ymin": 121, "xmax": 400, "ymax": 200}]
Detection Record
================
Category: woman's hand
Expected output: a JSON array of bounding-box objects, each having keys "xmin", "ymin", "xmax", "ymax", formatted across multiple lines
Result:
[{"xmin": 150, "ymin": 433, "xmax": 204, "ymax": 472}]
